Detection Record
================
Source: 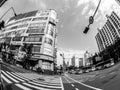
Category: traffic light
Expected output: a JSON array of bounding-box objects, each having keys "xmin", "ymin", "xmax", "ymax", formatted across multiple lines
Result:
[
  {"xmin": 83, "ymin": 26, "xmax": 89, "ymax": 34},
  {"xmin": 0, "ymin": 20, "xmax": 5, "ymax": 30}
]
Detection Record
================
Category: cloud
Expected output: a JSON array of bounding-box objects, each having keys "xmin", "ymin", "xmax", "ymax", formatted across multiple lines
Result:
[
  {"xmin": 77, "ymin": 0, "xmax": 90, "ymax": 7},
  {"xmin": 28, "ymin": 0, "xmax": 47, "ymax": 10},
  {"xmin": 81, "ymin": 4, "xmax": 89, "ymax": 15},
  {"xmin": 85, "ymin": 9, "xmax": 94, "ymax": 19}
]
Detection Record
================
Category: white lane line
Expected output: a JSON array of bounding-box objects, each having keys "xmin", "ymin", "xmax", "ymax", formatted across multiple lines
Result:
[
  {"xmin": 63, "ymin": 76, "xmax": 71, "ymax": 84},
  {"xmin": 16, "ymin": 84, "xmax": 32, "ymax": 90},
  {"xmin": 28, "ymin": 81, "xmax": 61, "ymax": 88},
  {"xmin": 66, "ymin": 75, "xmax": 103, "ymax": 90},
  {"xmin": 23, "ymin": 83, "xmax": 54, "ymax": 90},
  {"xmin": 1, "ymin": 74, "xmax": 12, "ymax": 83},
  {"xmin": 2, "ymin": 71, "xmax": 19, "ymax": 83},
  {"xmin": 75, "ymin": 88, "xmax": 79, "ymax": 90},
  {"xmin": 6, "ymin": 71, "xmax": 24, "ymax": 82},
  {"xmin": 60, "ymin": 77, "xmax": 64, "ymax": 90},
  {"xmin": 71, "ymin": 84, "xmax": 75, "ymax": 87}
]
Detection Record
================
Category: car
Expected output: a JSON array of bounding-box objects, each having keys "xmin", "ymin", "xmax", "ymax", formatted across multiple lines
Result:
[{"xmin": 0, "ymin": 58, "xmax": 3, "ymax": 64}]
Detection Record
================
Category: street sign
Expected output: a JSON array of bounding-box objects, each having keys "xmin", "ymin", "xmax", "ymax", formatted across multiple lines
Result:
[{"xmin": 89, "ymin": 16, "xmax": 94, "ymax": 24}]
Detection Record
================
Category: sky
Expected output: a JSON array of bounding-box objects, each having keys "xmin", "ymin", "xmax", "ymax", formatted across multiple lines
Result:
[{"xmin": 0, "ymin": 0, "xmax": 119, "ymax": 65}]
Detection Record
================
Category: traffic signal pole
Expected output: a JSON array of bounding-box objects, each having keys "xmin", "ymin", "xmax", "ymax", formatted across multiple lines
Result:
[{"xmin": 83, "ymin": 0, "xmax": 102, "ymax": 34}]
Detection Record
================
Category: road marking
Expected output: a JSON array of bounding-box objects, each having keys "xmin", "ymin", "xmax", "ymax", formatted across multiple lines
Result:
[
  {"xmin": 2, "ymin": 71, "xmax": 19, "ymax": 83},
  {"xmin": 28, "ymin": 81, "xmax": 61, "ymax": 88},
  {"xmin": 16, "ymin": 84, "xmax": 32, "ymax": 90},
  {"xmin": 6, "ymin": 71, "xmax": 24, "ymax": 82},
  {"xmin": 11, "ymin": 72, "xmax": 30, "ymax": 81},
  {"xmin": 32, "ymin": 80, "xmax": 61, "ymax": 86},
  {"xmin": 65, "ymin": 75, "xmax": 103, "ymax": 90},
  {"xmin": 71, "ymin": 84, "xmax": 74, "ymax": 87},
  {"xmin": 60, "ymin": 77, "xmax": 64, "ymax": 90},
  {"xmin": 75, "ymin": 88, "xmax": 79, "ymax": 90},
  {"xmin": 1, "ymin": 74, "xmax": 12, "ymax": 83},
  {"xmin": 63, "ymin": 76, "xmax": 71, "ymax": 83},
  {"xmin": 23, "ymin": 83, "xmax": 54, "ymax": 90}
]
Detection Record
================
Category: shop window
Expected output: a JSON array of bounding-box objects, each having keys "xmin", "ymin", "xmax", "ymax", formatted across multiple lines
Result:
[{"xmin": 32, "ymin": 46, "xmax": 41, "ymax": 52}]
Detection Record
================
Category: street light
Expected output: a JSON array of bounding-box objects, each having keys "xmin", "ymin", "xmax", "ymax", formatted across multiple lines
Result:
[
  {"xmin": 0, "ymin": 7, "xmax": 17, "ymax": 30},
  {"xmin": 83, "ymin": 0, "xmax": 102, "ymax": 34}
]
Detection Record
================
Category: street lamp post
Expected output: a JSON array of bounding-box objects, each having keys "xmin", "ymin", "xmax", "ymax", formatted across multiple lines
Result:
[{"xmin": 83, "ymin": 0, "xmax": 102, "ymax": 34}]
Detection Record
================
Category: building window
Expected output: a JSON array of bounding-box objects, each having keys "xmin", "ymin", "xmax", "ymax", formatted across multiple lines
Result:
[
  {"xmin": 18, "ymin": 24, "xmax": 28, "ymax": 28},
  {"xmin": 45, "ymin": 38, "xmax": 53, "ymax": 46},
  {"xmin": 27, "ymin": 28, "xmax": 44, "ymax": 33},
  {"xmin": 48, "ymin": 30, "xmax": 54, "ymax": 36},
  {"xmin": 32, "ymin": 46, "xmax": 41, "ymax": 53},
  {"xmin": 12, "ymin": 37, "xmax": 22, "ymax": 41},
  {"xmin": 32, "ymin": 17, "xmax": 48, "ymax": 21},
  {"xmin": 29, "ymin": 22, "xmax": 46, "ymax": 27},
  {"xmin": 27, "ymin": 26, "xmax": 45, "ymax": 33},
  {"xmin": 11, "ymin": 26, "xmax": 18, "ymax": 30},
  {"xmin": 24, "ymin": 37, "xmax": 42, "ymax": 42}
]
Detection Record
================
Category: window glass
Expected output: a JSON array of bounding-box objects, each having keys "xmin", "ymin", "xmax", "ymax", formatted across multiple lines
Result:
[
  {"xmin": 18, "ymin": 24, "xmax": 28, "ymax": 28},
  {"xmin": 45, "ymin": 38, "xmax": 53, "ymax": 45},
  {"xmin": 12, "ymin": 37, "xmax": 22, "ymax": 41},
  {"xmin": 32, "ymin": 46, "xmax": 41, "ymax": 52},
  {"xmin": 27, "ymin": 26, "xmax": 45, "ymax": 33},
  {"xmin": 24, "ymin": 37, "xmax": 42, "ymax": 42},
  {"xmin": 32, "ymin": 17, "xmax": 48, "ymax": 21}
]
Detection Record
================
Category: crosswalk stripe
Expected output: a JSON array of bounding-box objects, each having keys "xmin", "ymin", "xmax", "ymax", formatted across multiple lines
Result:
[
  {"xmin": 32, "ymin": 80, "xmax": 61, "ymax": 86},
  {"xmin": 6, "ymin": 71, "xmax": 25, "ymax": 82},
  {"xmin": 23, "ymin": 83, "xmax": 56, "ymax": 90},
  {"xmin": 1, "ymin": 74, "xmax": 12, "ymax": 83},
  {"xmin": 11, "ymin": 72, "xmax": 30, "ymax": 81},
  {"xmin": 16, "ymin": 84, "xmax": 32, "ymax": 90},
  {"xmin": 2, "ymin": 71, "xmax": 19, "ymax": 83},
  {"xmin": 28, "ymin": 81, "xmax": 61, "ymax": 89},
  {"xmin": 1, "ymin": 71, "xmax": 62, "ymax": 90}
]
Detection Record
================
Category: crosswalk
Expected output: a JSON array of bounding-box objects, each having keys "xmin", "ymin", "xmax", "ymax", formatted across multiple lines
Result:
[{"xmin": 1, "ymin": 70, "xmax": 62, "ymax": 90}]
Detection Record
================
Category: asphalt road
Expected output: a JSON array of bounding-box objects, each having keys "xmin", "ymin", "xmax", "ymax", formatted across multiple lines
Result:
[
  {"xmin": 61, "ymin": 62, "xmax": 120, "ymax": 90},
  {"xmin": 2, "ymin": 61, "xmax": 120, "ymax": 90}
]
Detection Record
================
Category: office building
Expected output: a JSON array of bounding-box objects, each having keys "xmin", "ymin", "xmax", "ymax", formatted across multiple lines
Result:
[
  {"xmin": 0, "ymin": 9, "xmax": 58, "ymax": 71},
  {"xmin": 95, "ymin": 11, "xmax": 120, "ymax": 52}
]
